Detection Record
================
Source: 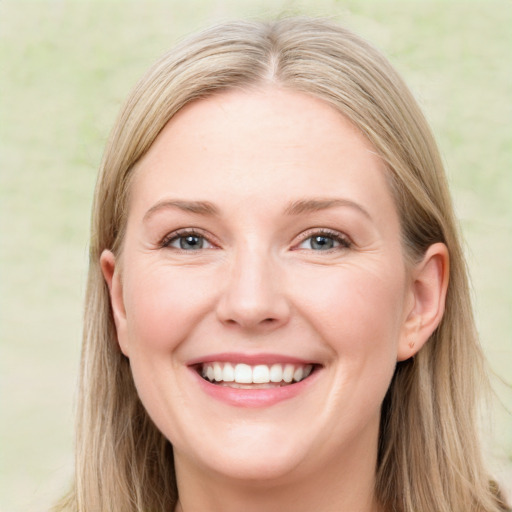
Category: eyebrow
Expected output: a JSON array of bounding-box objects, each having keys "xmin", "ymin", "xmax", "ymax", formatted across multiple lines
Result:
[
  {"xmin": 143, "ymin": 197, "xmax": 372, "ymax": 222},
  {"xmin": 143, "ymin": 199, "xmax": 219, "ymax": 221},
  {"xmin": 284, "ymin": 198, "xmax": 372, "ymax": 219}
]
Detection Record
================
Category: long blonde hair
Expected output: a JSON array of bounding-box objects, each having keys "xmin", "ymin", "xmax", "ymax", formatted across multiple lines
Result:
[{"xmin": 56, "ymin": 17, "xmax": 509, "ymax": 512}]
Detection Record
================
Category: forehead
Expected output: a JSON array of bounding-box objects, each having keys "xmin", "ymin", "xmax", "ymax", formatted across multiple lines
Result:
[{"xmin": 130, "ymin": 87, "xmax": 396, "ymax": 223}]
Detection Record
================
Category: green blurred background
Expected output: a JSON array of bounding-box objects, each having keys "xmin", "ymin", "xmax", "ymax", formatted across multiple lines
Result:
[{"xmin": 0, "ymin": 1, "xmax": 510, "ymax": 510}]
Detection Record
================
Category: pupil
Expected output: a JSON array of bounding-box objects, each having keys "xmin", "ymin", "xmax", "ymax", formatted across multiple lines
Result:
[
  {"xmin": 312, "ymin": 236, "xmax": 333, "ymax": 250},
  {"xmin": 180, "ymin": 235, "xmax": 203, "ymax": 250}
]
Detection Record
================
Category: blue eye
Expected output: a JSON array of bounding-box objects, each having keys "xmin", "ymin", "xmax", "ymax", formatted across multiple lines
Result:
[
  {"xmin": 314, "ymin": 235, "xmax": 334, "ymax": 250},
  {"xmin": 298, "ymin": 232, "xmax": 350, "ymax": 251},
  {"xmin": 176, "ymin": 235, "xmax": 205, "ymax": 250},
  {"xmin": 163, "ymin": 232, "xmax": 211, "ymax": 251}
]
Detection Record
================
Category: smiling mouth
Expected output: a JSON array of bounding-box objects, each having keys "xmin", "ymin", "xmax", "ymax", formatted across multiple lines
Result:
[{"xmin": 198, "ymin": 362, "xmax": 316, "ymax": 389}]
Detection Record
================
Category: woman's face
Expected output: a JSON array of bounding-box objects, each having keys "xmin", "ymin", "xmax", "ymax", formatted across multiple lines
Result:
[{"xmin": 103, "ymin": 88, "xmax": 421, "ymax": 484}]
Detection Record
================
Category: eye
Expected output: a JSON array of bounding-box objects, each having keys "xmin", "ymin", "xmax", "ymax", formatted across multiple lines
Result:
[
  {"xmin": 162, "ymin": 230, "xmax": 214, "ymax": 251},
  {"xmin": 296, "ymin": 230, "xmax": 351, "ymax": 251}
]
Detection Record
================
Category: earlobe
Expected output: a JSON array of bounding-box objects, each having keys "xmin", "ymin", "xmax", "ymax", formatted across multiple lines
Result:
[
  {"xmin": 397, "ymin": 243, "xmax": 449, "ymax": 361},
  {"xmin": 100, "ymin": 249, "xmax": 130, "ymax": 357}
]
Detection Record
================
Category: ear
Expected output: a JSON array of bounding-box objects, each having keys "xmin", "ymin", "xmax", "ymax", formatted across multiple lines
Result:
[
  {"xmin": 397, "ymin": 243, "xmax": 449, "ymax": 361},
  {"xmin": 100, "ymin": 249, "xmax": 130, "ymax": 357}
]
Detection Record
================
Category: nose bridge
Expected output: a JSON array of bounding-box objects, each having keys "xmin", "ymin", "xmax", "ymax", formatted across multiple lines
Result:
[{"xmin": 216, "ymin": 240, "xmax": 290, "ymax": 330}]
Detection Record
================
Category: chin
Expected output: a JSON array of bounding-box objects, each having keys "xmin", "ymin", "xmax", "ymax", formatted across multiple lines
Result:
[
  {"xmin": 202, "ymin": 453, "xmax": 306, "ymax": 484},
  {"xmin": 175, "ymin": 423, "xmax": 311, "ymax": 483}
]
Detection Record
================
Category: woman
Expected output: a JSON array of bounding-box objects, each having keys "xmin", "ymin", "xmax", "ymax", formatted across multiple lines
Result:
[{"xmin": 56, "ymin": 17, "xmax": 509, "ymax": 512}]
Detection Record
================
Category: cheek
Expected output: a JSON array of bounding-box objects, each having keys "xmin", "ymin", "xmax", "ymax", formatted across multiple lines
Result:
[
  {"xmin": 293, "ymin": 263, "xmax": 406, "ymax": 359},
  {"xmin": 123, "ymin": 262, "xmax": 218, "ymax": 353}
]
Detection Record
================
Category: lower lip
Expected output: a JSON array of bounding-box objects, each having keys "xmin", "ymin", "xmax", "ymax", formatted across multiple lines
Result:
[{"xmin": 190, "ymin": 367, "xmax": 320, "ymax": 408}]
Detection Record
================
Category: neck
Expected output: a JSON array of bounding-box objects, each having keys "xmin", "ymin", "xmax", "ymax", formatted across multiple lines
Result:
[{"xmin": 173, "ymin": 431, "xmax": 382, "ymax": 512}]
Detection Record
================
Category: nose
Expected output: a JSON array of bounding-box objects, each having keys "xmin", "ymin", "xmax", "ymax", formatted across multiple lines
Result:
[{"xmin": 215, "ymin": 246, "xmax": 291, "ymax": 332}]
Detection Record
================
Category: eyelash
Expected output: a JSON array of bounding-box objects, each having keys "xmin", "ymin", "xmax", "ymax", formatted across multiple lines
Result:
[
  {"xmin": 160, "ymin": 228, "xmax": 352, "ymax": 252},
  {"xmin": 160, "ymin": 229, "xmax": 215, "ymax": 251},
  {"xmin": 294, "ymin": 229, "xmax": 352, "ymax": 252}
]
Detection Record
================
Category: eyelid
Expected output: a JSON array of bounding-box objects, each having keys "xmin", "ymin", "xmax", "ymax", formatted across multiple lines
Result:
[
  {"xmin": 158, "ymin": 227, "xmax": 351, "ymax": 252},
  {"xmin": 292, "ymin": 228, "xmax": 352, "ymax": 250},
  {"xmin": 160, "ymin": 228, "xmax": 218, "ymax": 250}
]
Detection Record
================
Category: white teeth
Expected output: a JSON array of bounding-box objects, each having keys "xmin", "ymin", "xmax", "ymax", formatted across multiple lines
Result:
[
  {"xmin": 234, "ymin": 364, "xmax": 252, "ymax": 384},
  {"xmin": 213, "ymin": 362, "xmax": 223, "ymax": 382},
  {"xmin": 252, "ymin": 365, "xmax": 270, "ymax": 383},
  {"xmin": 283, "ymin": 364, "xmax": 294, "ymax": 383},
  {"xmin": 200, "ymin": 362, "xmax": 315, "ymax": 386},
  {"xmin": 269, "ymin": 364, "xmax": 283, "ymax": 383},
  {"xmin": 222, "ymin": 362, "xmax": 235, "ymax": 382}
]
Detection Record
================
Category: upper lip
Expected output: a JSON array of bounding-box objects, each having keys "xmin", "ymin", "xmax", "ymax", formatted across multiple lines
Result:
[{"xmin": 187, "ymin": 352, "xmax": 320, "ymax": 366}]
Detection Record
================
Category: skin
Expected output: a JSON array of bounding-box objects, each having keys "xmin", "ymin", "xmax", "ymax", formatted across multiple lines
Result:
[{"xmin": 101, "ymin": 87, "xmax": 449, "ymax": 512}]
